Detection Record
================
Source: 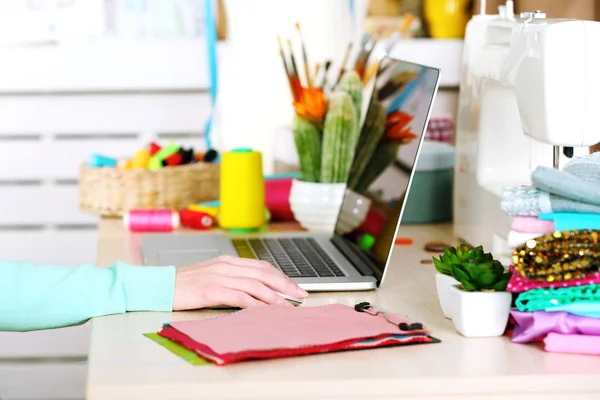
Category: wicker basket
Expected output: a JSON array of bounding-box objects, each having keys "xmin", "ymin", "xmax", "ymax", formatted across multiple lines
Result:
[{"xmin": 79, "ymin": 162, "xmax": 220, "ymax": 217}]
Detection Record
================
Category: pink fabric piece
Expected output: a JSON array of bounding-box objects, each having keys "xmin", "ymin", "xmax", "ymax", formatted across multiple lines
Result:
[
  {"xmin": 544, "ymin": 333, "xmax": 600, "ymax": 355},
  {"xmin": 511, "ymin": 216, "xmax": 555, "ymax": 234},
  {"xmin": 507, "ymin": 266, "xmax": 600, "ymax": 293},
  {"xmin": 168, "ymin": 304, "xmax": 424, "ymax": 355}
]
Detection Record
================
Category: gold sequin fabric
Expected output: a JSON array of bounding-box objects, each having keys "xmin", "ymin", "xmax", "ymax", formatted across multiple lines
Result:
[{"xmin": 512, "ymin": 229, "xmax": 600, "ymax": 282}]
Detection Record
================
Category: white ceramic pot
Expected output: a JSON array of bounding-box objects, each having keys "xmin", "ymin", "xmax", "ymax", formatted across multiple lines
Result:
[
  {"xmin": 449, "ymin": 285, "xmax": 512, "ymax": 337},
  {"xmin": 336, "ymin": 189, "xmax": 372, "ymax": 235},
  {"xmin": 435, "ymin": 273, "xmax": 459, "ymax": 319},
  {"xmin": 289, "ymin": 179, "xmax": 346, "ymax": 232}
]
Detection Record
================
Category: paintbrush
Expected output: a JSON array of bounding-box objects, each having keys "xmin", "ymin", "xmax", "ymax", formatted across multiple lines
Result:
[
  {"xmin": 295, "ymin": 22, "xmax": 313, "ymax": 88},
  {"xmin": 333, "ymin": 43, "xmax": 353, "ymax": 87},
  {"xmin": 286, "ymin": 38, "xmax": 303, "ymax": 99},
  {"xmin": 319, "ymin": 60, "xmax": 332, "ymax": 88},
  {"xmin": 277, "ymin": 35, "xmax": 298, "ymax": 101},
  {"xmin": 313, "ymin": 64, "xmax": 321, "ymax": 83},
  {"xmin": 355, "ymin": 36, "xmax": 376, "ymax": 77}
]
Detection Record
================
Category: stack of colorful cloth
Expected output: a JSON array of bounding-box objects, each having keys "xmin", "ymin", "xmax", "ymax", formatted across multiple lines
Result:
[
  {"xmin": 501, "ymin": 153, "xmax": 600, "ymax": 355},
  {"xmin": 501, "ymin": 152, "xmax": 600, "ymax": 251}
]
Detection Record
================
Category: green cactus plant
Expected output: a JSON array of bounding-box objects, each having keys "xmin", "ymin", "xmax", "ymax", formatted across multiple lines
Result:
[
  {"xmin": 291, "ymin": 115, "xmax": 322, "ymax": 182},
  {"xmin": 336, "ymin": 70, "xmax": 363, "ymax": 124},
  {"xmin": 320, "ymin": 91, "xmax": 359, "ymax": 183},
  {"xmin": 432, "ymin": 244, "xmax": 512, "ymax": 292},
  {"xmin": 348, "ymin": 100, "xmax": 387, "ymax": 190}
]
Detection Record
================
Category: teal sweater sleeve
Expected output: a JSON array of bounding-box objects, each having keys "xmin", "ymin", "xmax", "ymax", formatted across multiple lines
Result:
[{"xmin": 0, "ymin": 260, "xmax": 176, "ymax": 332}]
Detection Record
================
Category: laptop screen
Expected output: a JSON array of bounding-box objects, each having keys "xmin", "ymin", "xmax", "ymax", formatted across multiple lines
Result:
[{"xmin": 333, "ymin": 55, "xmax": 440, "ymax": 279}]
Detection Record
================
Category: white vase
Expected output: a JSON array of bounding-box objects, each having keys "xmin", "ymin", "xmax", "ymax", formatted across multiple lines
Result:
[
  {"xmin": 336, "ymin": 189, "xmax": 372, "ymax": 235},
  {"xmin": 435, "ymin": 273, "xmax": 459, "ymax": 319},
  {"xmin": 289, "ymin": 179, "xmax": 346, "ymax": 233},
  {"xmin": 449, "ymin": 285, "xmax": 513, "ymax": 338}
]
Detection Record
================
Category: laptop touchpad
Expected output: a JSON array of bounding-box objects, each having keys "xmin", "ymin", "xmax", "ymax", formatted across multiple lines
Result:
[{"xmin": 157, "ymin": 250, "xmax": 222, "ymax": 267}]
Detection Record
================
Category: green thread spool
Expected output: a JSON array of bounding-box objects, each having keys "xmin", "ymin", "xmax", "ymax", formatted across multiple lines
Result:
[{"xmin": 148, "ymin": 141, "xmax": 180, "ymax": 170}]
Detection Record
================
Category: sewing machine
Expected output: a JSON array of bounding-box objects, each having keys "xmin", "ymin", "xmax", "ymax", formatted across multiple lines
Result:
[{"xmin": 453, "ymin": 1, "xmax": 600, "ymax": 263}]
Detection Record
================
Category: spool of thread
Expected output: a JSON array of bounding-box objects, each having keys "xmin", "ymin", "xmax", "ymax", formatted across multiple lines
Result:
[
  {"xmin": 149, "ymin": 142, "xmax": 162, "ymax": 156},
  {"xmin": 180, "ymin": 209, "xmax": 215, "ymax": 230},
  {"xmin": 179, "ymin": 148, "xmax": 195, "ymax": 164},
  {"xmin": 131, "ymin": 148, "xmax": 150, "ymax": 169},
  {"xmin": 148, "ymin": 141, "xmax": 180, "ymax": 170},
  {"xmin": 117, "ymin": 159, "xmax": 132, "ymax": 170},
  {"xmin": 265, "ymin": 177, "xmax": 294, "ymax": 221},
  {"xmin": 165, "ymin": 152, "xmax": 183, "ymax": 166},
  {"xmin": 188, "ymin": 204, "xmax": 219, "ymax": 218},
  {"xmin": 219, "ymin": 148, "xmax": 266, "ymax": 232},
  {"xmin": 123, "ymin": 209, "xmax": 180, "ymax": 232},
  {"xmin": 88, "ymin": 153, "xmax": 117, "ymax": 168},
  {"xmin": 204, "ymin": 149, "xmax": 218, "ymax": 163}
]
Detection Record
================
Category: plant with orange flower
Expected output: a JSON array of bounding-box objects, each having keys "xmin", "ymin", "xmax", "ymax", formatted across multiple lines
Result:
[{"xmin": 291, "ymin": 70, "xmax": 364, "ymax": 183}]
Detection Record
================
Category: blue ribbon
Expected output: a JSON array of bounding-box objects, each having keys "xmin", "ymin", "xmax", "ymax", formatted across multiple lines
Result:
[{"xmin": 204, "ymin": 0, "xmax": 218, "ymax": 152}]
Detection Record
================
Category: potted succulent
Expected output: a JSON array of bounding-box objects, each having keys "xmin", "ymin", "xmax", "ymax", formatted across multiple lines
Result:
[
  {"xmin": 434, "ymin": 245, "xmax": 513, "ymax": 337},
  {"xmin": 432, "ymin": 245, "xmax": 465, "ymax": 319}
]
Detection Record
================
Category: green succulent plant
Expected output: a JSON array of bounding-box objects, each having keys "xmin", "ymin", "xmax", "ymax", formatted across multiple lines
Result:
[{"xmin": 432, "ymin": 244, "xmax": 512, "ymax": 292}]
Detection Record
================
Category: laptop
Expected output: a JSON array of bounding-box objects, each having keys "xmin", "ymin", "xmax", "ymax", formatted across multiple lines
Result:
[{"xmin": 142, "ymin": 54, "xmax": 441, "ymax": 291}]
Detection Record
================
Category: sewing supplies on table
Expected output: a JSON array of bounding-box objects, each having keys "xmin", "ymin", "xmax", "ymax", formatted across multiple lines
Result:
[
  {"xmin": 179, "ymin": 208, "xmax": 215, "ymax": 230},
  {"xmin": 219, "ymin": 148, "xmax": 266, "ymax": 232},
  {"xmin": 148, "ymin": 303, "xmax": 439, "ymax": 366},
  {"xmin": 86, "ymin": 140, "xmax": 219, "ymax": 170},
  {"xmin": 123, "ymin": 209, "xmax": 180, "ymax": 232}
]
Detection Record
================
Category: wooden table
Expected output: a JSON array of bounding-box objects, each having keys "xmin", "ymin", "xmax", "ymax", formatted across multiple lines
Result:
[{"xmin": 87, "ymin": 219, "xmax": 600, "ymax": 399}]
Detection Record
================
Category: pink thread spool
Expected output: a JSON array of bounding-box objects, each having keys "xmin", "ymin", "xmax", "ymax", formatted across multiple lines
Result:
[
  {"xmin": 123, "ymin": 209, "xmax": 180, "ymax": 232},
  {"xmin": 265, "ymin": 178, "xmax": 294, "ymax": 221}
]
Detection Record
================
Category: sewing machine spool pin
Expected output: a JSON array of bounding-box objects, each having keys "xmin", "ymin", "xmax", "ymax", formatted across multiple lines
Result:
[{"xmin": 553, "ymin": 146, "xmax": 560, "ymax": 169}]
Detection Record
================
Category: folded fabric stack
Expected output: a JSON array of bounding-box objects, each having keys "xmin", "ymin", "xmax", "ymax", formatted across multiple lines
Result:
[
  {"xmin": 501, "ymin": 153, "xmax": 600, "ymax": 355},
  {"xmin": 501, "ymin": 152, "xmax": 600, "ymax": 251}
]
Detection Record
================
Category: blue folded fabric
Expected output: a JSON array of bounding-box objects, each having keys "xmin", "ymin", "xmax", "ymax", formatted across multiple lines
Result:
[
  {"xmin": 531, "ymin": 152, "xmax": 600, "ymax": 206},
  {"xmin": 501, "ymin": 186, "xmax": 600, "ymax": 216},
  {"xmin": 539, "ymin": 212, "xmax": 600, "ymax": 231}
]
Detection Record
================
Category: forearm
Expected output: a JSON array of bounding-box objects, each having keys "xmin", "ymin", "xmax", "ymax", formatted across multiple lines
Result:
[{"xmin": 0, "ymin": 259, "xmax": 175, "ymax": 332}]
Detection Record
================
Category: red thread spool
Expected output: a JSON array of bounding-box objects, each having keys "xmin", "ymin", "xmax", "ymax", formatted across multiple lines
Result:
[
  {"xmin": 149, "ymin": 142, "xmax": 162, "ymax": 156},
  {"xmin": 123, "ymin": 209, "xmax": 180, "ymax": 232},
  {"xmin": 165, "ymin": 152, "xmax": 183, "ymax": 166},
  {"xmin": 180, "ymin": 209, "xmax": 215, "ymax": 230}
]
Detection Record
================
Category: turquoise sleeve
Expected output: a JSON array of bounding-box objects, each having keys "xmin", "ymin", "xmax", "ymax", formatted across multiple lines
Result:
[{"xmin": 0, "ymin": 260, "xmax": 176, "ymax": 332}]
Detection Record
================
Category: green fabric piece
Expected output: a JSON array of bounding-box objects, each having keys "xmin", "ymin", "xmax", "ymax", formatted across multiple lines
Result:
[
  {"xmin": 144, "ymin": 332, "xmax": 211, "ymax": 366},
  {"xmin": 515, "ymin": 284, "xmax": 600, "ymax": 312}
]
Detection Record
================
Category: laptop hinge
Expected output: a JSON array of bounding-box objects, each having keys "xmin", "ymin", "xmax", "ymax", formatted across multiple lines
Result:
[{"xmin": 330, "ymin": 235, "xmax": 381, "ymax": 281}]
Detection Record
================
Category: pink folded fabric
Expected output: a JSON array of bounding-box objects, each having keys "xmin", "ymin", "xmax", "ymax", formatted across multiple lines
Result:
[
  {"xmin": 507, "ymin": 266, "xmax": 600, "ymax": 293},
  {"xmin": 511, "ymin": 216, "xmax": 555, "ymax": 234},
  {"xmin": 544, "ymin": 332, "xmax": 600, "ymax": 355}
]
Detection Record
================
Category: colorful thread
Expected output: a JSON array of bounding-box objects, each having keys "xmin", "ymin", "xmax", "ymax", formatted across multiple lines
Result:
[
  {"xmin": 180, "ymin": 209, "xmax": 215, "ymax": 230},
  {"xmin": 123, "ymin": 209, "xmax": 180, "ymax": 232}
]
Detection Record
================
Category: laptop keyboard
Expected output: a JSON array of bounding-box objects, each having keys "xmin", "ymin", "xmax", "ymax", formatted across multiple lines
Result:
[{"xmin": 232, "ymin": 237, "xmax": 345, "ymax": 278}]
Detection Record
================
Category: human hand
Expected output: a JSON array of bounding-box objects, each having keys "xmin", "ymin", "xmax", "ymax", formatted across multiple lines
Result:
[{"xmin": 172, "ymin": 255, "xmax": 308, "ymax": 310}]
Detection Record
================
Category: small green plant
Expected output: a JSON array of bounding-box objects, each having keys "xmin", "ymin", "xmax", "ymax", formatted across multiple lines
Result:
[{"xmin": 432, "ymin": 244, "xmax": 512, "ymax": 292}]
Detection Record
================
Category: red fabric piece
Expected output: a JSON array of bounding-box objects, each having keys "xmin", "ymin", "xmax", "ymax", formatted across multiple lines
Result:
[{"xmin": 159, "ymin": 326, "xmax": 433, "ymax": 366}]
